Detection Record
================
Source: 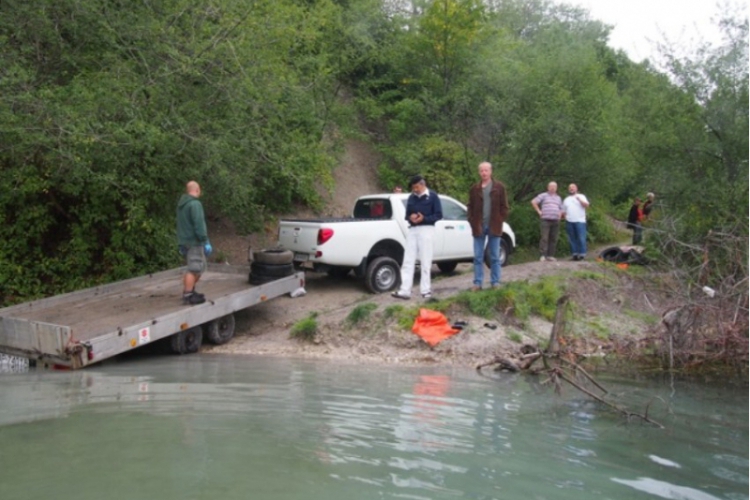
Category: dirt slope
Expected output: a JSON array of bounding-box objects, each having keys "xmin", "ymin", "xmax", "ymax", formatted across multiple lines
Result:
[{"xmin": 209, "ymin": 138, "xmax": 383, "ymax": 265}]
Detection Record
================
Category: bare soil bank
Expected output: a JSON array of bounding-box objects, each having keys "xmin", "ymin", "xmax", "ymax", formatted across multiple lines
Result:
[{"xmin": 203, "ymin": 260, "xmax": 675, "ymax": 369}]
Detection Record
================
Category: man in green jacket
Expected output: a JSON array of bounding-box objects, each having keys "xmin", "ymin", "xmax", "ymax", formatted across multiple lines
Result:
[{"xmin": 177, "ymin": 181, "xmax": 212, "ymax": 305}]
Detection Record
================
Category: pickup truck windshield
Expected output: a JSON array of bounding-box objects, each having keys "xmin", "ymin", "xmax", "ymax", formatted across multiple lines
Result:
[{"xmin": 354, "ymin": 199, "xmax": 392, "ymax": 219}]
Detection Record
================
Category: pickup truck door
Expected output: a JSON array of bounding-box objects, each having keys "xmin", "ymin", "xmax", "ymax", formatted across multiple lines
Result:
[{"xmin": 435, "ymin": 197, "xmax": 473, "ymax": 259}]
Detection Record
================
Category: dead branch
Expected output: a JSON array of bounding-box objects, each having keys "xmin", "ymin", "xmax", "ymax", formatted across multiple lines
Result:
[{"xmin": 477, "ymin": 293, "xmax": 664, "ymax": 428}]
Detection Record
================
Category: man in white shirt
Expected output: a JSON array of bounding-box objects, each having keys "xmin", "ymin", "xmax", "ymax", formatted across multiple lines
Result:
[{"xmin": 562, "ymin": 183, "xmax": 590, "ymax": 261}]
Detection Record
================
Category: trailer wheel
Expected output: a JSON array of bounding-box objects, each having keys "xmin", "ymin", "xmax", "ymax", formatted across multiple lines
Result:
[
  {"xmin": 169, "ymin": 326, "xmax": 203, "ymax": 354},
  {"xmin": 204, "ymin": 314, "xmax": 236, "ymax": 345},
  {"xmin": 250, "ymin": 262, "xmax": 295, "ymax": 277},
  {"xmin": 365, "ymin": 256, "xmax": 400, "ymax": 293},
  {"xmin": 437, "ymin": 261, "xmax": 458, "ymax": 273},
  {"xmin": 253, "ymin": 248, "xmax": 294, "ymax": 265}
]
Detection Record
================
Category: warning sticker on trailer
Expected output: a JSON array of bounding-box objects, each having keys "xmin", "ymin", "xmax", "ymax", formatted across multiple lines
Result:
[{"xmin": 138, "ymin": 327, "xmax": 151, "ymax": 345}]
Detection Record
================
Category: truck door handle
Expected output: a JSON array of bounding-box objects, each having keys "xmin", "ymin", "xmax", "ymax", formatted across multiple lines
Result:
[{"xmin": 445, "ymin": 226, "xmax": 455, "ymax": 230}]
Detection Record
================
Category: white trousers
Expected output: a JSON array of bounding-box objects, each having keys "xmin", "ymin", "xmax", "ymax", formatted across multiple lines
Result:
[{"xmin": 397, "ymin": 225, "xmax": 435, "ymax": 296}]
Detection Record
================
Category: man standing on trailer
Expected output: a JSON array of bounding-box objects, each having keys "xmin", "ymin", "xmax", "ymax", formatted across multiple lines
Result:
[{"xmin": 177, "ymin": 181, "xmax": 213, "ymax": 305}]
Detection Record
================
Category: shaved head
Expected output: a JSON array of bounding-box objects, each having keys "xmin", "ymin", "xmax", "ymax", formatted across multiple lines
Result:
[{"xmin": 186, "ymin": 181, "xmax": 201, "ymax": 197}]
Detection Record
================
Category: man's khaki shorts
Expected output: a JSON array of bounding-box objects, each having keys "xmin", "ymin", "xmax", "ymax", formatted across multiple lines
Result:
[{"xmin": 186, "ymin": 245, "xmax": 207, "ymax": 274}]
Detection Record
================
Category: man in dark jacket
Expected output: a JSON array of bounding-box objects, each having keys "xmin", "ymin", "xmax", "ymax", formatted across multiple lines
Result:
[
  {"xmin": 177, "ymin": 181, "xmax": 213, "ymax": 305},
  {"xmin": 392, "ymin": 175, "xmax": 443, "ymax": 300},
  {"xmin": 467, "ymin": 162, "xmax": 509, "ymax": 290}
]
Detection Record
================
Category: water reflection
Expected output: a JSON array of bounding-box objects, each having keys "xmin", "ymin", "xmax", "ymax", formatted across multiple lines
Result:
[{"xmin": 0, "ymin": 355, "xmax": 746, "ymax": 500}]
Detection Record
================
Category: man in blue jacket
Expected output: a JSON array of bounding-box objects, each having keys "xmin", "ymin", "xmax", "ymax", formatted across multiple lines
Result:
[
  {"xmin": 392, "ymin": 175, "xmax": 443, "ymax": 300},
  {"xmin": 177, "ymin": 181, "xmax": 213, "ymax": 305}
]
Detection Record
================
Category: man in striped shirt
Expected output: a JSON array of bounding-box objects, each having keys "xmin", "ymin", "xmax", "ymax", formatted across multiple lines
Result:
[{"xmin": 531, "ymin": 182, "xmax": 564, "ymax": 261}]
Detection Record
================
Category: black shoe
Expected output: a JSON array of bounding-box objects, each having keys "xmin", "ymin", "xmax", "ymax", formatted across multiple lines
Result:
[{"xmin": 182, "ymin": 292, "xmax": 206, "ymax": 305}]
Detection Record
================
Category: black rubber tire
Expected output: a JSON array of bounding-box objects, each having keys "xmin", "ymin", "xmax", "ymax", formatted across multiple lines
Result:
[
  {"xmin": 327, "ymin": 266, "xmax": 352, "ymax": 279},
  {"xmin": 169, "ymin": 326, "xmax": 203, "ymax": 354},
  {"xmin": 365, "ymin": 256, "xmax": 401, "ymax": 294},
  {"xmin": 250, "ymin": 262, "xmax": 295, "ymax": 277},
  {"xmin": 204, "ymin": 314, "xmax": 236, "ymax": 345},
  {"xmin": 253, "ymin": 248, "xmax": 294, "ymax": 265},
  {"xmin": 437, "ymin": 261, "xmax": 458, "ymax": 273},
  {"xmin": 483, "ymin": 239, "xmax": 510, "ymax": 268},
  {"xmin": 599, "ymin": 246, "xmax": 625, "ymax": 262},
  {"xmin": 249, "ymin": 273, "xmax": 278, "ymax": 285}
]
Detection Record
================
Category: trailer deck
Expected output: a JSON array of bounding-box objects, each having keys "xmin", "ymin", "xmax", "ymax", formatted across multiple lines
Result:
[{"xmin": 0, "ymin": 265, "xmax": 304, "ymax": 369}]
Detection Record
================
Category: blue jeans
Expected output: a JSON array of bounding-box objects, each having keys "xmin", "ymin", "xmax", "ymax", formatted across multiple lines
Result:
[
  {"xmin": 565, "ymin": 222, "xmax": 587, "ymax": 256},
  {"xmin": 473, "ymin": 226, "xmax": 501, "ymax": 287}
]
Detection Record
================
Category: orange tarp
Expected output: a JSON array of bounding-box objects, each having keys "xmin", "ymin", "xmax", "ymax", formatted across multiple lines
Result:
[{"xmin": 412, "ymin": 308, "xmax": 461, "ymax": 346}]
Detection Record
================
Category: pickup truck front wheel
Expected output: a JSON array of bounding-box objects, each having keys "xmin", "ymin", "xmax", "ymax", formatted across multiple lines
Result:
[
  {"xmin": 437, "ymin": 261, "xmax": 458, "ymax": 273},
  {"xmin": 365, "ymin": 256, "xmax": 401, "ymax": 293}
]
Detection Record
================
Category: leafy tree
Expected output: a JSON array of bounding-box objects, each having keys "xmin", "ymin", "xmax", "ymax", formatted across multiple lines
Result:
[{"xmin": 0, "ymin": 0, "xmax": 343, "ymax": 303}]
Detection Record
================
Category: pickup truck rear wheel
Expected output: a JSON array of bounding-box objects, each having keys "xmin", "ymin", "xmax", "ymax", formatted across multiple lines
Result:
[
  {"xmin": 484, "ymin": 239, "xmax": 510, "ymax": 268},
  {"xmin": 437, "ymin": 261, "xmax": 458, "ymax": 273},
  {"xmin": 169, "ymin": 326, "xmax": 203, "ymax": 354},
  {"xmin": 204, "ymin": 314, "xmax": 236, "ymax": 345},
  {"xmin": 365, "ymin": 256, "xmax": 400, "ymax": 293}
]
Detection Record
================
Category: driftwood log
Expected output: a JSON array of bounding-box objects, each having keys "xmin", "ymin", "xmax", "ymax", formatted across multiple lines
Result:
[{"xmin": 477, "ymin": 295, "xmax": 664, "ymax": 428}]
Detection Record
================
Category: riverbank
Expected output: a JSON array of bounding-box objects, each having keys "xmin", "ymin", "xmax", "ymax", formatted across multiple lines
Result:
[{"xmin": 204, "ymin": 259, "xmax": 683, "ymax": 372}]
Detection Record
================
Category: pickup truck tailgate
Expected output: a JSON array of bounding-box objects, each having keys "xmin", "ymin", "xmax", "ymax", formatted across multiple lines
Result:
[{"xmin": 278, "ymin": 221, "xmax": 323, "ymax": 258}]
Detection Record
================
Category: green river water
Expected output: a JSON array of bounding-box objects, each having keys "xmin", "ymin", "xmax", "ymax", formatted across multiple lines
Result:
[{"xmin": 0, "ymin": 355, "xmax": 746, "ymax": 500}]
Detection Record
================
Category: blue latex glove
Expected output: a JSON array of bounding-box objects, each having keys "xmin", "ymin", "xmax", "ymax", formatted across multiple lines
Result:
[{"xmin": 204, "ymin": 242, "xmax": 213, "ymax": 256}]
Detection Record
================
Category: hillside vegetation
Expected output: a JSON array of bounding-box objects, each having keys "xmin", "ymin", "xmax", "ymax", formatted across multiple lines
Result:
[{"xmin": 0, "ymin": 0, "xmax": 747, "ymax": 306}]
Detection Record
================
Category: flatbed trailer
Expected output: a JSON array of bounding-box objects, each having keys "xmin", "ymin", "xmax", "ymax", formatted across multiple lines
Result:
[{"xmin": 0, "ymin": 264, "xmax": 304, "ymax": 369}]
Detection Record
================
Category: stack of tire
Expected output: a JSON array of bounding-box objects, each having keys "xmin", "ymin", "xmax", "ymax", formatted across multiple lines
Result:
[{"xmin": 249, "ymin": 248, "xmax": 296, "ymax": 285}]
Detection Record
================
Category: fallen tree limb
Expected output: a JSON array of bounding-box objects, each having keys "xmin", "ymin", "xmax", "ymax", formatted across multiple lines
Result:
[{"xmin": 477, "ymin": 293, "xmax": 664, "ymax": 428}]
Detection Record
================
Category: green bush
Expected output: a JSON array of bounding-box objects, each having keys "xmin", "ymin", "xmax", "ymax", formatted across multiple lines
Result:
[
  {"xmin": 290, "ymin": 313, "xmax": 319, "ymax": 341},
  {"xmin": 346, "ymin": 303, "xmax": 378, "ymax": 325},
  {"xmin": 455, "ymin": 278, "xmax": 565, "ymax": 320}
]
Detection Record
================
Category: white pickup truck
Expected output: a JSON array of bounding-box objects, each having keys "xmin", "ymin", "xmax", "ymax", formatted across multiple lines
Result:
[{"xmin": 278, "ymin": 193, "xmax": 515, "ymax": 293}]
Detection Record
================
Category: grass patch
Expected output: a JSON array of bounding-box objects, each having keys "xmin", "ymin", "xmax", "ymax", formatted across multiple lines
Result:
[
  {"xmin": 622, "ymin": 308, "xmax": 660, "ymax": 325},
  {"xmin": 455, "ymin": 277, "xmax": 565, "ymax": 321},
  {"xmin": 290, "ymin": 312, "xmax": 318, "ymax": 341},
  {"xmin": 571, "ymin": 270, "xmax": 616, "ymax": 285},
  {"xmin": 584, "ymin": 318, "xmax": 611, "ymax": 340},
  {"xmin": 383, "ymin": 305, "xmax": 404, "ymax": 319},
  {"xmin": 346, "ymin": 302, "xmax": 378, "ymax": 325},
  {"xmin": 507, "ymin": 331, "xmax": 523, "ymax": 343}
]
